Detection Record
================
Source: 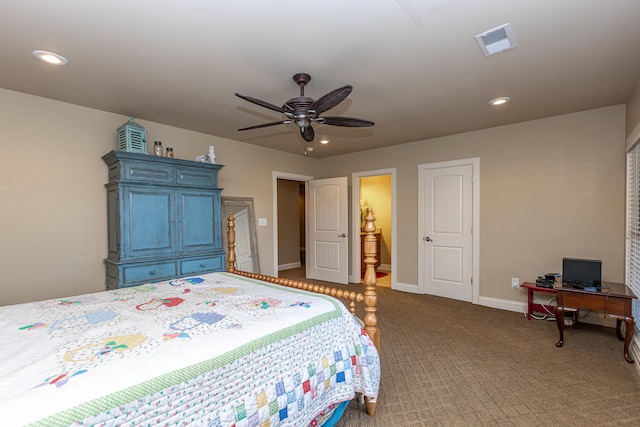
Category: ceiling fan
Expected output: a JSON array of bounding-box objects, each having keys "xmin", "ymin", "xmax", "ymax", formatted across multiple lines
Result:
[{"xmin": 235, "ymin": 73, "xmax": 374, "ymax": 143}]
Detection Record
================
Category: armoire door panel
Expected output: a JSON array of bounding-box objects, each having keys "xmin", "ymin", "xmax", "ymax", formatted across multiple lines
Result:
[
  {"xmin": 179, "ymin": 190, "xmax": 221, "ymax": 252},
  {"xmin": 125, "ymin": 188, "xmax": 174, "ymax": 257}
]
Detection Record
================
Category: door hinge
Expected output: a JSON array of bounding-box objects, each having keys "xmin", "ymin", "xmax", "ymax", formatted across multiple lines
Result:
[{"xmin": 471, "ymin": 277, "xmax": 473, "ymax": 285}]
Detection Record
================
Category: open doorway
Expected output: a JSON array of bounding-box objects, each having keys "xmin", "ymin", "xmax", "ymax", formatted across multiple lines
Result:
[
  {"xmin": 274, "ymin": 170, "xmax": 390, "ymax": 285},
  {"xmin": 276, "ymin": 179, "xmax": 306, "ymax": 271},
  {"xmin": 272, "ymin": 172, "xmax": 312, "ymax": 276},
  {"xmin": 352, "ymin": 168, "xmax": 396, "ymax": 288},
  {"xmin": 276, "ymin": 176, "xmax": 349, "ymax": 284}
]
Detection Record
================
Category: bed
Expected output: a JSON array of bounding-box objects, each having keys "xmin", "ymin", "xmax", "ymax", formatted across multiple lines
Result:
[{"xmin": 0, "ymin": 210, "xmax": 381, "ymax": 426}]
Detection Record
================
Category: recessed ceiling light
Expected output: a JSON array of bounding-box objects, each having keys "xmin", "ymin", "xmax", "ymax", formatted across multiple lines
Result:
[
  {"xmin": 319, "ymin": 139, "xmax": 329, "ymax": 144},
  {"xmin": 33, "ymin": 50, "xmax": 69, "ymax": 65},
  {"xmin": 489, "ymin": 97, "xmax": 511, "ymax": 106}
]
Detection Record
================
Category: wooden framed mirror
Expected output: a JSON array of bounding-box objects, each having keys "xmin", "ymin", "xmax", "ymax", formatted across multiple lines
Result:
[{"xmin": 222, "ymin": 196, "xmax": 260, "ymax": 273}]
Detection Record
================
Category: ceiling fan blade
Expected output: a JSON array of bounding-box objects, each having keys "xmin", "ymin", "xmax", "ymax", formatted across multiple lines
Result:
[
  {"xmin": 235, "ymin": 93, "xmax": 286, "ymax": 114},
  {"xmin": 309, "ymin": 85, "xmax": 353, "ymax": 115},
  {"xmin": 316, "ymin": 116, "xmax": 374, "ymax": 127},
  {"xmin": 238, "ymin": 120, "xmax": 291, "ymax": 131},
  {"xmin": 301, "ymin": 125, "xmax": 315, "ymax": 142}
]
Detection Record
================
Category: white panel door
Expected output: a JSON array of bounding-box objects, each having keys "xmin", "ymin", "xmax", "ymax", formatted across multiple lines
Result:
[
  {"xmin": 307, "ymin": 177, "xmax": 348, "ymax": 284},
  {"xmin": 233, "ymin": 208, "xmax": 254, "ymax": 272},
  {"xmin": 422, "ymin": 165, "xmax": 473, "ymax": 301}
]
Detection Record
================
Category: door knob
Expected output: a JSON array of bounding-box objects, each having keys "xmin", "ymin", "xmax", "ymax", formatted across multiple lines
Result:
[
  {"xmin": 424, "ymin": 236, "xmax": 432, "ymax": 242},
  {"xmin": 339, "ymin": 233, "xmax": 347, "ymax": 237}
]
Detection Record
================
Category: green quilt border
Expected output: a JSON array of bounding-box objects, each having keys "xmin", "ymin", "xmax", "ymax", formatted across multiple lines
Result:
[{"xmin": 31, "ymin": 273, "xmax": 345, "ymax": 426}]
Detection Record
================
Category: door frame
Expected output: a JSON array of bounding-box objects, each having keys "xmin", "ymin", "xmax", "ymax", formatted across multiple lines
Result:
[
  {"xmin": 418, "ymin": 158, "xmax": 480, "ymax": 304},
  {"xmin": 272, "ymin": 171, "xmax": 313, "ymax": 277},
  {"xmin": 352, "ymin": 168, "xmax": 397, "ymax": 287}
]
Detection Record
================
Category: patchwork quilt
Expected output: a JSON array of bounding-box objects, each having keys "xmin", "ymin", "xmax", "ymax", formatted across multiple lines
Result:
[{"xmin": 0, "ymin": 272, "xmax": 379, "ymax": 426}]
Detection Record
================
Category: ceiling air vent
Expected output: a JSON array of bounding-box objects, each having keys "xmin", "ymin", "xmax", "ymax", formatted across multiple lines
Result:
[{"xmin": 475, "ymin": 23, "xmax": 517, "ymax": 56}]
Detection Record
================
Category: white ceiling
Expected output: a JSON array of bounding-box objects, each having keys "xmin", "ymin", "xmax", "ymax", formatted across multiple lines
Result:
[{"xmin": 1, "ymin": 0, "xmax": 639, "ymax": 158}]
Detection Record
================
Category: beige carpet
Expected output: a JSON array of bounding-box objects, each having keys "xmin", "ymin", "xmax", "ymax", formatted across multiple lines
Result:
[{"xmin": 278, "ymin": 268, "xmax": 640, "ymax": 426}]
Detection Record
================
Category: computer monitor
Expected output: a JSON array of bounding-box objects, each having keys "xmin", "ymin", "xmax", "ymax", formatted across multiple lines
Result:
[{"xmin": 562, "ymin": 258, "xmax": 602, "ymax": 289}]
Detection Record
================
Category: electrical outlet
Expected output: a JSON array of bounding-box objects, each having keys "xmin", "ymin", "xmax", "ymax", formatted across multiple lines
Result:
[{"xmin": 511, "ymin": 277, "xmax": 520, "ymax": 288}]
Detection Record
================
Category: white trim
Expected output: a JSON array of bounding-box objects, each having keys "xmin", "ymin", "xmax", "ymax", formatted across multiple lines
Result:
[
  {"xmin": 351, "ymin": 168, "xmax": 397, "ymax": 289},
  {"xmin": 625, "ymin": 134, "xmax": 640, "ymax": 371},
  {"xmin": 626, "ymin": 119, "xmax": 640, "ymax": 152},
  {"xmin": 626, "ymin": 147, "xmax": 632, "ymax": 355},
  {"xmin": 490, "ymin": 297, "xmax": 619, "ymax": 327},
  {"xmin": 417, "ymin": 158, "xmax": 480, "ymax": 304},
  {"xmin": 272, "ymin": 171, "xmax": 313, "ymax": 277},
  {"xmin": 278, "ymin": 262, "xmax": 301, "ymax": 271},
  {"xmin": 394, "ymin": 281, "xmax": 419, "ymax": 294},
  {"xmin": 478, "ymin": 296, "xmax": 525, "ymax": 314}
]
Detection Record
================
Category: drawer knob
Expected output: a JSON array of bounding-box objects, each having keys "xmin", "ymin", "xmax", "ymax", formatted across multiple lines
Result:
[
  {"xmin": 149, "ymin": 269, "xmax": 156, "ymax": 275},
  {"xmin": 200, "ymin": 263, "xmax": 206, "ymax": 268}
]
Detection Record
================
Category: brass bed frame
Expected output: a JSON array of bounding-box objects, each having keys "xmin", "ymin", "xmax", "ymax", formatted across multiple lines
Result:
[{"xmin": 225, "ymin": 208, "xmax": 380, "ymax": 416}]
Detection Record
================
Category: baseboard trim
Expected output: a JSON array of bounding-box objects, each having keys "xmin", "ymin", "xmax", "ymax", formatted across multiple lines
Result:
[
  {"xmin": 481, "ymin": 297, "xmax": 618, "ymax": 327},
  {"xmin": 278, "ymin": 262, "xmax": 301, "ymax": 271},
  {"xmin": 394, "ymin": 281, "xmax": 419, "ymax": 293},
  {"xmin": 378, "ymin": 263, "xmax": 391, "ymax": 271},
  {"xmin": 478, "ymin": 296, "xmax": 526, "ymax": 314}
]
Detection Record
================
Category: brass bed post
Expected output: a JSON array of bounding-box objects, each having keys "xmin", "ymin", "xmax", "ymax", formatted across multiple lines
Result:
[
  {"xmin": 225, "ymin": 208, "xmax": 381, "ymax": 417},
  {"xmin": 362, "ymin": 208, "xmax": 380, "ymax": 351},
  {"xmin": 226, "ymin": 212, "xmax": 236, "ymax": 273},
  {"xmin": 362, "ymin": 208, "xmax": 379, "ymax": 417}
]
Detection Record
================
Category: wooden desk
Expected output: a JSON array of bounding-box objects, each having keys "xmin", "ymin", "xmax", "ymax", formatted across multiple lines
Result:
[
  {"xmin": 555, "ymin": 283, "xmax": 637, "ymax": 363},
  {"xmin": 521, "ymin": 282, "xmax": 559, "ymax": 320}
]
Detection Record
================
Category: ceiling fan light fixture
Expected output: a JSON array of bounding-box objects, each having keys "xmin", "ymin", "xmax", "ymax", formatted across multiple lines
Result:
[
  {"xmin": 295, "ymin": 118, "xmax": 309, "ymax": 128},
  {"xmin": 489, "ymin": 97, "xmax": 511, "ymax": 106},
  {"xmin": 33, "ymin": 50, "xmax": 69, "ymax": 65},
  {"xmin": 235, "ymin": 73, "xmax": 373, "ymax": 143}
]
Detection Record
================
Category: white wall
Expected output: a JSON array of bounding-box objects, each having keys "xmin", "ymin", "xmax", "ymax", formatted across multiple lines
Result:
[
  {"xmin": 0, "ymin": 88, "xmax": 627, "ymax": 313},
  {"xmin": 0, "ymin": 88, "xmax": 315, "ymax": 305},
  {"xmin": 316, "ymin": 105, "xmax": 626, "ymax": 304}
]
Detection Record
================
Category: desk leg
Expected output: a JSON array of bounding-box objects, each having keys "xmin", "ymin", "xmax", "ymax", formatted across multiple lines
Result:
[
  {"xmin": 623, "ymin": 317, "xmax": 635, "ymax": 364},
  {"xmin": 527, "ymin": 289, "xmax": 533, "ymax": 320},
  {"xmin": 555, "ymin": 305, "xmax": 565, "ymax": 347},
  {"xmin": 616, "ymin": 319, "xmax": 624, "ymax": 341}
]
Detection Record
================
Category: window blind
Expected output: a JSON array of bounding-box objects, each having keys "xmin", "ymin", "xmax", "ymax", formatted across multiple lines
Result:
[{"xmin": 626, "ymin": 143, "xmax": 640, "ymax": 336}]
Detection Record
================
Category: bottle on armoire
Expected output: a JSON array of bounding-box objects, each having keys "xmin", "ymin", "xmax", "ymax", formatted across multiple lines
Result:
[{"xmin": 153, "ymin": 141, "xmax": 163, "ymax": 156}]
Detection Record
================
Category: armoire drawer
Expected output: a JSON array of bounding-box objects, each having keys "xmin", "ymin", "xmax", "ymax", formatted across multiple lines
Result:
[
  {"xmin": 177, "ymin": 168, "xmax": 218, "ymax": 188},
  {"xmin": 124, "ymin": 161, "xmax": 175, "ymax": 184},
  {"xmin": 181, "ymin": 255, "xmax": 224, "ymax": 275},
  {"xmin": 123, "ymin": 261, "xmax": 177, "ymax": 283}
]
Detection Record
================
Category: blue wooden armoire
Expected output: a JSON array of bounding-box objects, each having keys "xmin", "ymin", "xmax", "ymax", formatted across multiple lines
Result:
[{"xmin": 102, "ymin": 150, "xmax": 225, "ymax": 289}]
